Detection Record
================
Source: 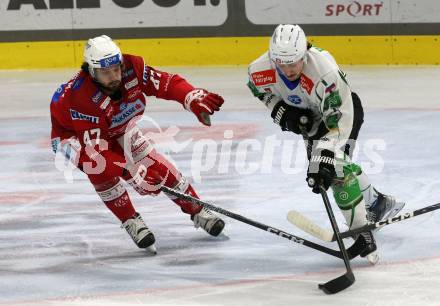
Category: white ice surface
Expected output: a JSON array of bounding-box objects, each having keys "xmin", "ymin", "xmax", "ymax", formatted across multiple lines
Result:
[{"xmin": 0, "ymin": 66, "xmax": 439, "ymax": 306}]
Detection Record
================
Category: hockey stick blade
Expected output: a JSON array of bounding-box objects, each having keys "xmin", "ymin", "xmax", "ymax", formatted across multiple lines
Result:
[
  {"xmin": 319, "ymin": 271, "xmax": 355, "ymax": 294},
  {"xmin": 288, "ymin": 202, "xmax": 440, "ymax": 242},
  {"xmin": 287, "ymin": 210, "xmax": 334, "ymax": 242}
]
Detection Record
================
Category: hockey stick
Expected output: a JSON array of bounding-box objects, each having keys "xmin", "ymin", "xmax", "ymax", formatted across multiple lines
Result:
[
  {"xmin": 160, "ymin": 186, "xmax": 365, "ymax": 260},
  {"xmin": 294, "ymin": 117, "xmax": 354, "ymax": 292},
  {"xmin": 288, "ymin": 202, "xmax": 440, "ymax": 242},
  {"xmin": 312, "ymin": 182, "xmax": 355, "ymax": 294}
]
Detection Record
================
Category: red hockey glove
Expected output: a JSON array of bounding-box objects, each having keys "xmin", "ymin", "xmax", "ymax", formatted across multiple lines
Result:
[{"xmin": 183, "ymin": 89, "xmax": 224, "ymax": 126}]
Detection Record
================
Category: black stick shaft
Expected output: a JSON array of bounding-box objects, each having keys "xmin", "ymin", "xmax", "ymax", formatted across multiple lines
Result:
[
  {"xmin": 337, "ymin": 202, "xmax": 440, "ymax": 240},
  {"xmin": 161, "ymin": 186, "xmax": 344, "ymax": 258},
  {"xmin": 319, "ymin": 186, "xmax": 354, "ymax": 274}
]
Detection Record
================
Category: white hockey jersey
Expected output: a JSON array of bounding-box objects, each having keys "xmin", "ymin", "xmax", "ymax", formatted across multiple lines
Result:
[{"xmin": 247, "ymin": 47, "xmax": 355, "ymax": 153}]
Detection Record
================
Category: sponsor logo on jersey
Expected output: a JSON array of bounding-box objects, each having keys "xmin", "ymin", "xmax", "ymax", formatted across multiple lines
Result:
[
  {"xmin": 110, "ymin": 100, "xmax": 144, "ymax": 128},
  {"xmin": 100, "ymin": 96, "xmax": 111, "ymax": 110},
  {"xmin": 70, "ymin": 109, "xmax": 99, "ymax": 124},
  {"xmin": 51, "ymin": 84, "xmax": 67, "ymax": 103},
  {"xmin": 300, "ymin": 73, "xmax": 314, "ymax": 95},
  {"xmin": 287, "ymin": 95, "xmax": 302, "ymax": 105},
  {"xmin": 125, "ymin": 78, "xmax": 139, "ymax": 90},
  {"xmin": 251, "ymin": 70, "xmax": 276, "ymax": 86},
  {"xmin": 120, "ymin": 103, "xmax": 127, "ymax": 111},
  {"xmin": 91, "ymin": 90, "xmax": 104, "ymax": 104},
  {"xmin": 72, "ymin": 77, "xmax": 85, "ymax": 90}
]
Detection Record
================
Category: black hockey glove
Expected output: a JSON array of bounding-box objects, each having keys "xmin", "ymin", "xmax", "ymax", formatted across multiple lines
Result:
[
  {"xmin": 270, "ymin": 101, "xmax": 313, "ymax": 134},
  {"xmin": 306, "ymin": 149, "xmax": 336, "ymax": 194}
]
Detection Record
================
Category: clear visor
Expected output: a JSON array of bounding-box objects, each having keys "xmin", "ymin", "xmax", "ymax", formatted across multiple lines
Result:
[
  {"xmin": 90, "ymin": 59, "xmax": 122, "ymax": 79},
  {"xmin": 274, "ymin": 58, "xmax": 304, "ymax": 79}
]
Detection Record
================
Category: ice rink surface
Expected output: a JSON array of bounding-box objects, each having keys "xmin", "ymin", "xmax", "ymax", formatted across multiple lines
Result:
[{"xmin": 0, "ymin": 66, "xmax": 439, "ymax": 306}]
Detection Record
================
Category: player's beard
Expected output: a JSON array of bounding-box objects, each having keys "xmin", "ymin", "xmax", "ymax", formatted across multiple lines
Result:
[
  {"xmin": 97, "ymin": 80, "xmax": 122, "ymax": 98},
  {"xmin": 105, "ymin": 80, "xmax": 121, "ymax": 93}
]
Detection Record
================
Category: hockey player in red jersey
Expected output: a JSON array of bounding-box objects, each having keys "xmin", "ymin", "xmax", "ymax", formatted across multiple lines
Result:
[{"xmin": 50, "ymin": 35, "xmax": 225, "ymax": 253}]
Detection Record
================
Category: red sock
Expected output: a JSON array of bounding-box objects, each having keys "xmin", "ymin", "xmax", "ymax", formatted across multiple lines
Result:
[{"xmin": 104, "ymin": 191, "xmax": 137, "ymax": 222}]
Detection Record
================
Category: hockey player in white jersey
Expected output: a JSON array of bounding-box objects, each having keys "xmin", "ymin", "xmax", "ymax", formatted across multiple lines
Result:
[{"xmin": 247, "ymin": 24, "xmax": 405, "ymax": 257}]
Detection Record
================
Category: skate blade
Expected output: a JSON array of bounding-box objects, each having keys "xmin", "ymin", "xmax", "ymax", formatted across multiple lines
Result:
[
  {"xmin": 216, "ymin": 232, "xmax": 230, "ymax": 241},
  {"xmin": 367, "ymin": 251, "xmax": 379, "ymax": 265},
  {"xmin": 147, "ymin": 244, "xmax": 157, "ymax": 255}
]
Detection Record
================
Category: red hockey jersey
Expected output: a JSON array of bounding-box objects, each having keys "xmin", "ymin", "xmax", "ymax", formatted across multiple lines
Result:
[{"xmin": 50, "ymin": 54, "xmax": 194, "ymax": 178}]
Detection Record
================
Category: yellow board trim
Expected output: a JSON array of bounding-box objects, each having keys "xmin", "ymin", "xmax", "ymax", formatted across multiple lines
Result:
[{"xmin": 0, "ymin": 36, "xmax": 439, "ymax": 69}]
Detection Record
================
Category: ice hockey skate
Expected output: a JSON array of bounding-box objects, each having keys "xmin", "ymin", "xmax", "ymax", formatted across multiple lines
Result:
[
  {"xmin": 356, "ymin": 230, "xmax": 377, "ymax": 257},
  {"xmin": 122, "ymin": 213, "xmax": 157, "ymax": 254},
  {"xmin": 367, "ymin": 192, "xmax": 405, "ymax": 223},
  {"xmin": 191, "ymin": 207, "xmax": 225, "ymax": 237}
]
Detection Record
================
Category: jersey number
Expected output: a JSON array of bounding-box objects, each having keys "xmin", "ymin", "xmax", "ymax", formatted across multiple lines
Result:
[{"xmin": 83, "ymin": 128, "xmax": 101, "ymax": 146}]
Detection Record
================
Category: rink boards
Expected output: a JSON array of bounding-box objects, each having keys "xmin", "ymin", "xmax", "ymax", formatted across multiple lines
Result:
[
  {"xmin": 1, "ymin": 0, "xmax": 440, "ymax": 68},
  {"xmin": 1, "ymin": 35, "xmax": 440, "ymax": 69}
]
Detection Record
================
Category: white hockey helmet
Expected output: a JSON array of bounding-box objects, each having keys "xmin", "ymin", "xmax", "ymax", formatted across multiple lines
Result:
[
  {"xmin": 84, "ymin": 35, "xmax": 122, "ymax": 77},
  {"xmin": 269, "ymin": 24, "xmax": 307, "ymax": 65}
]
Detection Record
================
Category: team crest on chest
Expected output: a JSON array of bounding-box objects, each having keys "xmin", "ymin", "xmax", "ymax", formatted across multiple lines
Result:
[{"xmin": 287, "ymin": 95, "xmax": 302, "ymax": 105}]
